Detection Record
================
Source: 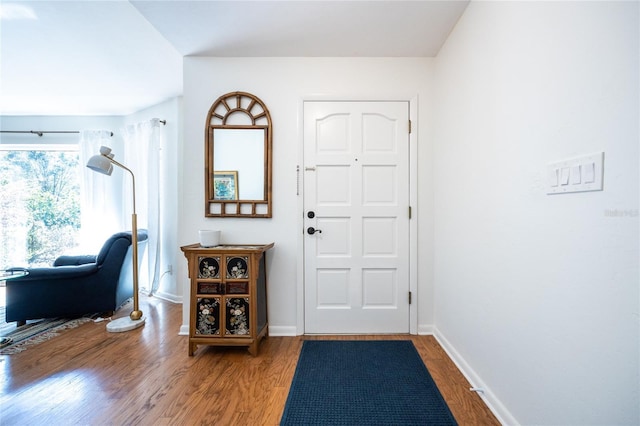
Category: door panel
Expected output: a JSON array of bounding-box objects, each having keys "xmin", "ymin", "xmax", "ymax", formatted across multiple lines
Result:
[{"xmin": 304, "ymin": 101, "xmax": 410, "ymax": 334}]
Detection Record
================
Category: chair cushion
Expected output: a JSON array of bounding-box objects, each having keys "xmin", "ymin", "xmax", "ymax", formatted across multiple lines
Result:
[
  {"xmin": 10, "ymin": 263, "xmax": 98, "ymax": 280},
  {"xmin": 54, "ymin": 255, "xmax": 97, "ymax": 266}
]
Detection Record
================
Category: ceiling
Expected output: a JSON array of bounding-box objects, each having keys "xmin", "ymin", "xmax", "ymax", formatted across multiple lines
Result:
[{"xmin": 0, "ymin": 0, "xmax": 469, "ymax": 116}]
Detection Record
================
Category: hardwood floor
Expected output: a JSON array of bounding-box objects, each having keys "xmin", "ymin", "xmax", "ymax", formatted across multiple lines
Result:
[{"xmin": 0, "ymin": 296, "xmax": 499, "ymax": 425}]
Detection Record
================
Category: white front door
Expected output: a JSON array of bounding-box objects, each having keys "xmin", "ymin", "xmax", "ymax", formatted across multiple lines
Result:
[{"xmin": 303, "ymin": 101, "xmax": 410, "ymax": 334}]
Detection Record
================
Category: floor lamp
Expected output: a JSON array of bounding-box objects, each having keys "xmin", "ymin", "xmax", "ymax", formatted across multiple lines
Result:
[{"xmin": 87, "ymin": 146, "xmax": 145, "ymax": 332}]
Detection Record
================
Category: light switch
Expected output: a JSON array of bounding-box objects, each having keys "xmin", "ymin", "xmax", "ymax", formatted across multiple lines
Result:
[
  {"xmin": 560, "ymin": 167, "xmax": 570, "ymax": 185},
  {"xmin": 570, "ymin": 165, "xmax": 581, "ymax": 184},
  {"xmin": 583, "ymin": 162, "xmax": 595, "ymax": 183},
  {"xmin": 546, "ymin": 152, "xmax": 604, "ymax": 194}
]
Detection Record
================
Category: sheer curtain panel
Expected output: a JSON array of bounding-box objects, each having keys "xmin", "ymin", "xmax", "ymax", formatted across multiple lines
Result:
[
  {"xmin": 123, "ymin": 119, "xmax": 162, "ymax": 295},
  {"xmin": 79, "ymin": 130, "xmax": 122, "ymax": 252}
]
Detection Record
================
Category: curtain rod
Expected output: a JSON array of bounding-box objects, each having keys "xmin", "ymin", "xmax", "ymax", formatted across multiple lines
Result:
[
  {"xmin": 0, "ymin": 120, "xmax": 166, "ymax": 137},
  {"xmin": 0, "ymin": 130, "xmax": 114, "ymax": 137}
]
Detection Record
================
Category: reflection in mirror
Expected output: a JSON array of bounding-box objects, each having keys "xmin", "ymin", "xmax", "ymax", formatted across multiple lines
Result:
[
  {"xmin": 204, "ymin": 91, "xmax": 272, "ymax": 218},
  {"xmin": 213, "ymin": 128, "xmax": 265, "ymax": 201}
]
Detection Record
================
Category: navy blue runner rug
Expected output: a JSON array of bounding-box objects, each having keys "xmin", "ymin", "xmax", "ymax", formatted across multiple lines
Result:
[{"xmin": 280, "ymin": 340, "xmax": 458, "ymax": 425}]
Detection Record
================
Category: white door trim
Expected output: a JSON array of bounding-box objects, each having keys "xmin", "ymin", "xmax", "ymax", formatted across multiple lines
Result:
[{"xmin": 295, "ymin": 94, "xmax": 419, "ymax": 335}]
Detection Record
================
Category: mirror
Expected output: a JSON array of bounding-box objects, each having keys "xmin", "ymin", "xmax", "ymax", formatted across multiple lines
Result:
[
  {"xmin": 205, "ymin": 92, "xmax": 272, "ymax": 218},
  {"xmin": 213, "ymin": 128, "xmax": 265, "ymax": 200}
]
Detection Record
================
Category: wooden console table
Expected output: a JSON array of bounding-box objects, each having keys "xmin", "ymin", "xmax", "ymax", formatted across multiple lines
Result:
[{"xmin": 180, "ymin": 243, "xmax": 274, "ymax": 356}]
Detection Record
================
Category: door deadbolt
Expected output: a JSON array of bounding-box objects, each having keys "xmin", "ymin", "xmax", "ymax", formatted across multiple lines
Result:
[{"xmin": 307, "ymin": 211, "xmax": 315, "ymax": 219}]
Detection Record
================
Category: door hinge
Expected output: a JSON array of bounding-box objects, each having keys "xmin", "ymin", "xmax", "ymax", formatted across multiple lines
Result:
[
  {"xmin": 409, "ymin": 206, "xmax": 412, "ymax": 219},
  {"xmin": 409, "ymin": 291, "xmax": 412, "ymax": 305},
  {"xmin": 408, "ymin": 120, "xmax": 412, "ymax": 134}
]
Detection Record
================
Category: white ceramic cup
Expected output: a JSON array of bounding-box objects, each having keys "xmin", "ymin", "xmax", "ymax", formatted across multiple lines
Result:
[{"xmin": 199, "ymin": 230, "xmax": 221, "ymax": 247}]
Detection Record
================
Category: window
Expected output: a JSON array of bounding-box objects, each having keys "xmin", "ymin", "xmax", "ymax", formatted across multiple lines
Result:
[{"xmin": 0, "ymin": 145, "xmax": 81, "ymax": 268}]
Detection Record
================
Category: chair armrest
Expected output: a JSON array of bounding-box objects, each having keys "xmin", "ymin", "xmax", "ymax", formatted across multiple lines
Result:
[
  {"xmin": 5, "ymin": 267, "xmax": 28, "ymax": 274},
  {"xmin": 11, "ymin": 264, "xmax": 98, "ymax": 281},
  {"xmin": 54, "ymin": 255, "xmax": 97, "ymax": 266}
]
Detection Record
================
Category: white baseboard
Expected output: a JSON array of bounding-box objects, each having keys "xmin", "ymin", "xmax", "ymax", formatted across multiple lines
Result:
[
  {"xmin": 269, "ymin": 325, "xmax": 297, "ymax": 336},
  {"xmin": 433, "ymin": 328, "xmax": 518, "ymax": 426},
  {"xmin": 178, "ymin": 324, "xmax": 189, "ymax": 336},
  {"xmin": 151, "ymin": 290, "xmax": 182, "ymax": 304}
]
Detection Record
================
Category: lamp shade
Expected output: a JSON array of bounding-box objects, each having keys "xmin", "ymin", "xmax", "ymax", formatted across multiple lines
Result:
[{"xmin": 87, "ymin": 154, "xmax": 113, "ymax": 175}]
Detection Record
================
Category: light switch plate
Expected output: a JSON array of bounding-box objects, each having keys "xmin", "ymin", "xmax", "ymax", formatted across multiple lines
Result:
[{"xmin": 547, "ymin": 152, "xmax": 604, "ymax": 194}]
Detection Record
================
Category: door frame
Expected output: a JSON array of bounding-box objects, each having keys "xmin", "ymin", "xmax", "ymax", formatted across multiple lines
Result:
[{"xmin": 296, "ymin": 95, "xmax": 419, "ymax": 335}]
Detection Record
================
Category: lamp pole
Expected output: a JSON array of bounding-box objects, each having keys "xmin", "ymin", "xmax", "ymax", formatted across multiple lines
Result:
[
  {"xmin": 87, "ymin": 146, "xmax": 145, "ymax": 332},
  {"xmin": 106, "ymin": 157, "xmax": 143, "ymax": 321}
]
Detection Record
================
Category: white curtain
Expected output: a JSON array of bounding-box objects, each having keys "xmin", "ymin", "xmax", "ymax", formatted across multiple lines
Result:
[
  {"xmin": 122, "ymin": 119, "xmax": 162, "ymax": 295},
  {"xmin": 79, "ymin": 130, "xmax": 122, "ymax": 253}
]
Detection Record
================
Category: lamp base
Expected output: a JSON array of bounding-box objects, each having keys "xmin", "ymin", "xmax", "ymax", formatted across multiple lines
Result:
[{"xmin": 106, "ymin": 315, "xmax": 146, "ymax": 333}]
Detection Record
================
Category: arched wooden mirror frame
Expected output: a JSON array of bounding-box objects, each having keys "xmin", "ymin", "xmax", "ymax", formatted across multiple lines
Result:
[{"xmin": 205, "ymin": 91, "xmax": 272, "ymax": 218}]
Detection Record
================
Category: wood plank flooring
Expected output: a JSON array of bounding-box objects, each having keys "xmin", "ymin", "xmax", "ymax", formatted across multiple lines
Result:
[{"xmin": 0, "ymin": 296, "xmax": 499, "ymax": 425}]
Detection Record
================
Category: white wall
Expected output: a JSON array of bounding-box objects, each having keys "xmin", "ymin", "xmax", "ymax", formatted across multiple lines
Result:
[
  {"xmin": 180, "ymin": 57, "xmax": 434, "ymax": 334},
  {"xmin": 433, "ymin": 2, "xmax": 639, "ymax": 425}
]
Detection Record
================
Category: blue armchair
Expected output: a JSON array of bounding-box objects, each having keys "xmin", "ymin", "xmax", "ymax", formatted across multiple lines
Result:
[{"xmin": 5, "ymin": 230, "xmax": 148, "ymax": 324}]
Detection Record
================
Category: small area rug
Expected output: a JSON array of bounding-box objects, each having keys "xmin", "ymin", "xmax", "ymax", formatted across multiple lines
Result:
[
  {"xmin": 280, "ymin": 340, "xmax": 458, "ymax": 426},
  {"xmin": 0, "ymin": 305, "xmax": 93, "ymax": 355}
]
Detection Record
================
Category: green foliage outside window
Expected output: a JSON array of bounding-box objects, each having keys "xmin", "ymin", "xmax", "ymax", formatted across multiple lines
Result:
[{"xmin": 0, "ymin": 150, "xmax": 81, "ymax": 267}]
